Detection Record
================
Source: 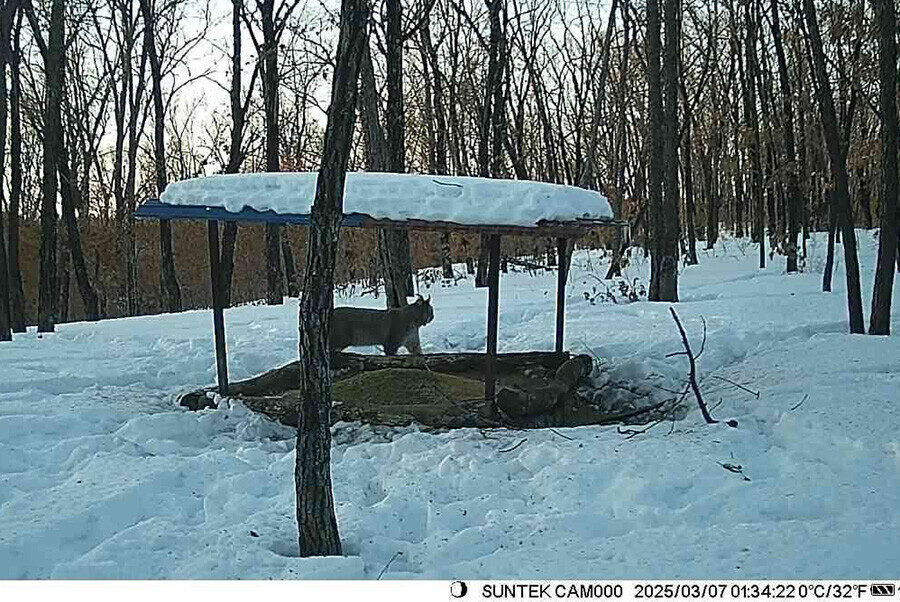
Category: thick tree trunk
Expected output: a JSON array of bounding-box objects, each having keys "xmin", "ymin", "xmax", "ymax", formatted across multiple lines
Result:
[
  {"xmin": 649, "ymin": 0, "xmax": 679, "ymax": 301},
  {"xmin": 868, "ymin": 0, "xmax": 898, "ymax": 335},
  {"xmin": 296, "ymin": 0, "xmax": 369, "ymax": 557},
  {"xmin": 37, "ymin": 0, "xmax": 65, "ymax": 332},
  {"xmin": 802, "ymin": 0, "xmax": 865, "ymax": 333}
]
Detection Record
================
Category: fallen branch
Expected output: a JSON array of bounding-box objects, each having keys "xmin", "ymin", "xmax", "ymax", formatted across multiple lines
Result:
[{"xmin": 669, "ymin": 308, "xmax": 737, "ymax": 428}]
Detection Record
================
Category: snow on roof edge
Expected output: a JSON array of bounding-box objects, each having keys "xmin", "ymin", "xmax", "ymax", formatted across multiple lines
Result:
[{"xmin": 159, "ymin": 172, "xmax": 614, "ymax": 228}]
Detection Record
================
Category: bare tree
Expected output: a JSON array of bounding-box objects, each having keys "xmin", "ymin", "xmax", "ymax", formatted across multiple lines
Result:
[
  {"xmin": 474, "ymin": 0, "xmax": 507, "ymax": 288},
  {"xmin": 742, "ymin": 0, "xmax": 763, "ymax": 269},
  {"xmin": 800, "ymin": 0, "xmax": 864, "ymax": 334},
  {"xmin": 139, "ymin": 0, "xmax": 181, "ymax": 313},
  {"xmin": 219, "ymin": 0, "xmax": 260, "ymax": 307},
  {"xmin": 648, "ymin": 0, "xmax": 678, "ymax": 301},
  {"xmin": 26, "ymin": 0, "xmax": 64, "ymax": 331},
  {"xmin": 378, "ymin": 0, "xmax": 414, "ymax": 308},
  {"xmin": 868, "ymin": 0, "xmax": 897, "ymax": 335},
  {"xmin": 296, "ymin": 0, "xmax": 370, "ymax": 557},
  {"xmin": 768, "ymin": 0, "xmax": 800, "ymax": 273},
  {"xmin": 6, "ymin": 5, "xmax": 24, "ymax": 331},
  {"xmin": 0, "ymin": 0, "xmax": 15, "ymax": 340},
  {"xmin": 245, "ymin": 0, "xmax": 302, "ymax": 305}
]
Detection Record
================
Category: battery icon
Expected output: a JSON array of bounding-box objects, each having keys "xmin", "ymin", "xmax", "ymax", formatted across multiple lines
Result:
[{"xmin": 871, "ymin": 584, "xmax": 896, "ymax": 596}]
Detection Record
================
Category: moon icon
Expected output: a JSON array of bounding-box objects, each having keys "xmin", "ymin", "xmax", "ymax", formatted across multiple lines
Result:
[{"xmin": 450, "ymin": 581, "xmax": 468, "ymax": 598}]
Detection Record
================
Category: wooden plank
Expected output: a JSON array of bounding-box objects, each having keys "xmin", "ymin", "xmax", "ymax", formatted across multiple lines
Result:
[
  {"xmin": 555, "ymin": 237, "xmax": 568, "ymax": 353},
  {"xmin": 352, "ymin": 215, "xmax": 617, "ymax": 238},
  {"xmin": 207, "ymin": 220, "xmax": 230, "ymax": 395},
  {"xmin": 484, "ymin": 234, "xmax": 502, "ymax": 401}
]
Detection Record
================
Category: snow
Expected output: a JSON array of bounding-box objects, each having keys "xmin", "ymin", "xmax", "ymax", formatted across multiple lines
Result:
[
  {"xmin": 159, "ymin": 172, "xmax": 614, "ymax": 227},
  {"xmin": 1, "ymin": 231, "xmax": 899, "ymax": 579}
]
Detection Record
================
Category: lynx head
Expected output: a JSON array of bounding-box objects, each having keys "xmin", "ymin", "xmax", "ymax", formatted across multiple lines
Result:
[{"xmin": 411, "ymin": 294, "xmax": 434, "ymax": 326}]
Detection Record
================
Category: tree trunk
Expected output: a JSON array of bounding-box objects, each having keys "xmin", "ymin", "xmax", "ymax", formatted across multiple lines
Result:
[
  {"xmin": 0, "ymin": 1, "xmax": 12, "ymax": 340},
  {"xmin": 420, "ymin": 20, "xmax": 454, "ymax": 280},
  {"xmin": 140, "ymin": 0, "xmax": 181, "ymax": 314},
  {"xmin": 358, "ymin": 43, "xmax": 408, "ymax": 307},
  {"xmin": 681, "ymin": 117, "xmax": 698, "ymax": 265},
  {"xmin": 58, "ymin": 135, "xmax": 100, "ymax": 320},
  {"xmin": 218, "ymin": 0, "xmax": 250, "ymax": 308},
  {"xmin": 768, "ymin": 0, "xmax": 800, "ymax": 273},
  {"xmin": 7, "ymin": 9, "xmax": 25, "ymax": 331},
  {"xmin": 823, "ymin": 201, "xmax": 836, "ymax": 292},
  {"xmin": 475, "ymin": 0, "xmax": 506, "ymax": 289},
  {"xmin": 58, "ymin": 242, "xmax": 70, "ymax": 323},
  {"xmin": 0, "ymin": 198, "xmax": 9, "ymax": 339},
  {"xmin": 378, "ymin": 0, "xmax": 413, "ymax": 306},
  {"xmin": 37, "ymin": 0, "xmax": 65, "ymax": 332},
  {"xmin": 704, "ymin": 123, "xmax": 721, "ymax": 249},
  {"xmin": 647, "ymin": 0, "xmax": 665, "ymax": 300},
  {"xmin": 606, "ymin": 4, "xmax": 632, "ymax": 278},
  {"xmin": 296, "ymin": 0, "xmax": 370, "ymax": 557},
  {"xmin": 802, "ymin": 0, "xmax": 865, "ymax": 333},
  {"xmin": 649, "ymin": 0, "xmax": 679, "ymax": 301},
  {"xmin": 743, "ymin": 0, "xmax": 764, "ymax": 269},
  {"xmin": 868, "ymin": 0, "xmax": 898, "ymax": 335},
  {"xmin": 261, "ymin": 0, "xmax": 284, "ymax": 306}
]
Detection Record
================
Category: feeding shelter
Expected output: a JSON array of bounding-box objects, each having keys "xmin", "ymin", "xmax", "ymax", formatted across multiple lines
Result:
[{"xmin": 134, "ymin": 172, "xmax": 625, "ymax": 405}]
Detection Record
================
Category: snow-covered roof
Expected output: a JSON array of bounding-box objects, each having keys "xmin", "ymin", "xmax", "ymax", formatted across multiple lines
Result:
[{"xmin": 158, "ymin": 172, "xmax": 614, "ymax": 229}]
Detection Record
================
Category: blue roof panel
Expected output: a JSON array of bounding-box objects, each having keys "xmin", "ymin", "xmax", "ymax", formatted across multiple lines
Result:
[{"xmin": 134, "ymin": 199, "xmax": 371, "ymax": 227}]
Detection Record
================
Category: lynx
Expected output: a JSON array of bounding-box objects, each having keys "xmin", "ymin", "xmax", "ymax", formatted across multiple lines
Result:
[{"xmin": 330, "ymin": 296, "xmax": 434, "ymax": 355}]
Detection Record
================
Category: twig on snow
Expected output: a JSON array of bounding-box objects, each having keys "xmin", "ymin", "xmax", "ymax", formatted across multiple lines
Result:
[
  {"xmin": 718, "ymin": 461, "xmax": 751, "ymax": 482},
  {"xmin": 790, "ymin": 393, "xmax": 809, "ymax": 411},
  {"xmin": 550, "ymin": 428, "xmax": 574, "ymax": 441},
  {"xmin": 432, "ymin": 178, "xmax": 463, "ymax": 188},
  {"xmin": 498, "ymin": 438, "xmax": 527, "ymax": 453},
  {"xmin": 712, "ymin": 375, "xmax": 760, "ymax": 399},
  {"xmin": 377, "ymin": 551, "xmax": 403, "ymax": 580}
]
